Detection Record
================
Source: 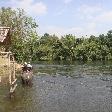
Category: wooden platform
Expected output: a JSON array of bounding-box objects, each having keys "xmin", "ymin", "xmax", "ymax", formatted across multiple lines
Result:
[{"xmin": 0, "ymin": 51, "xmax": 17, "ymax": 95}]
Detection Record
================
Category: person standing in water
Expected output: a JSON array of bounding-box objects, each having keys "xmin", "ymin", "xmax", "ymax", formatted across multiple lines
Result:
[
  {"xmin": 22, "ymin": 62, "xmax": 28, "ymax": 72},
  {"xmin": 27, "ymin": 62, "xmax": 32, "ymax": 72}
]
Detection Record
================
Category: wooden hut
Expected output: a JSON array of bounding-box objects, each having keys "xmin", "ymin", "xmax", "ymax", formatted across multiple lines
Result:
[
  {"xmin": 0, "ymin": 27, "xmax": 17, "ymax": 96},
  {"xmin": 0, "ymin": 27, "xmax": 11, "ymax": 51}
]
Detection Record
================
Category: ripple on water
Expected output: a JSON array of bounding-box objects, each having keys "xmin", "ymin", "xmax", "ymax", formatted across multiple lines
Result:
[{"xmin": 0, "ymin": 62, "xmax": 112, "ymax": 112}]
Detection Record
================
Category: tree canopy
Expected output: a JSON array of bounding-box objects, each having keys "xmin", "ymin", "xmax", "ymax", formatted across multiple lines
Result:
[
  {"xmin": 0, "ymin": 7, "xmax": 38, "ymax": 62},
  {"xmin": 0, "ymin": 7, "xmax": 112, "ymax": 62}
]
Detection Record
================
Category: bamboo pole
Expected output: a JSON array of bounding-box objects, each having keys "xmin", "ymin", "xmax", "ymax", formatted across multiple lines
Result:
[
  {"xmin": 8, "ymin": 54, "xmax": 11, "ymax": 84},
  {"xmin": 13, "ymin": 56, "xmax": 15, "ymax": 80},
  {"xmin": 0, "ymin": 76, "xmax": 1, "ymax": 83}
]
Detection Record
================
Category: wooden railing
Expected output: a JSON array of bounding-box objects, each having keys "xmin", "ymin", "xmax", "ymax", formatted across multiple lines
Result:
[{"xmin": 0, "ymin": 51, "xmax": 17, "ymax": 95}]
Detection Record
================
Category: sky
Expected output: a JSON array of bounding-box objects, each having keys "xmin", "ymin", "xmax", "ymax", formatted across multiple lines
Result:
[{"xmin": 1, "ymin": 0, "xmax": 112, "ymax": 37}]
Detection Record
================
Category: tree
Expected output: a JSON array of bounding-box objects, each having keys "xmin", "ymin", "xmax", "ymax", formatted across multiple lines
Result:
[
  {"xmin": 61, "ymin": 34, "xmax": 76, "ymax": 60},
  {"xmin": 0, "ymin": 7, "xmax": 38, "ymax": 62}
]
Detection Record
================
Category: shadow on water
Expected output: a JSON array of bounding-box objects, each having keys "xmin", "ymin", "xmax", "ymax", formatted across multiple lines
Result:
[{"xmin": 0, "ymin": 61, "xmax": 112, "ymax": 112}]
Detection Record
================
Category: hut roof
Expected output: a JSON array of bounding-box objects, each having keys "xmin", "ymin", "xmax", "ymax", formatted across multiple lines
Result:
[{"xmin": 0, "ymin": 27, "xmax": 10, "ymax": 42}]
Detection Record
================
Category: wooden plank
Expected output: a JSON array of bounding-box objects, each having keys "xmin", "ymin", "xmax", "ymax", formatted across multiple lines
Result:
[
  {"xmin": 10, "ymin": 84, "xmax": 17, "ymax": 93},
  {"xmin": 10, "ymin": 61, "xmax": 15, "ymax": 63},
  {"xmin": 0, "ymin": 76, "xmax": 1, "ymax": 83},
  {"xmin": 0, "ymin": 51, "xmax": 11, "ymax": 54},
  {"xmin": 13, "ymin": 61, "xmax": 15, "ymax": 79},
  {"xmin": 11, "ymin": 79, "xmax": 17, "ymax": 85},
  {"xmin": 8, "ymin": 54, "xmax": 11, "ymax": 84}
]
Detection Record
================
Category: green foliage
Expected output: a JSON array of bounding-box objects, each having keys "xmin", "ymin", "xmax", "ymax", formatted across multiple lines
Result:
[
  {"xmin": 0, "ymin": 7, "xmax": 38, "ymax": 62},
  {"xmin": 0, "ymin": 7, "xmax": 112, "ymax": 62},
  {"xmin": 37, "ymin": 33, "xmax": 112, "ymax": 62}
]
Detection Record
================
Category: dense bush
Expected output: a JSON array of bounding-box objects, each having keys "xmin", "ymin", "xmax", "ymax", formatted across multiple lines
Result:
[{"xmin": 0, "ymin": 7, "xmax": 112, "ymax": 62}]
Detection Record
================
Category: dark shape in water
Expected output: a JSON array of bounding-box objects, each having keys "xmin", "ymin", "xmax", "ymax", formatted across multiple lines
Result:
[{"xmin": 21, "ymin": 71, "xmax": 33, "ymax": 86}]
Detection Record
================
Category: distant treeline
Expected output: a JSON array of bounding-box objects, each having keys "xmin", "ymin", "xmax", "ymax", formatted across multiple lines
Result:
[{"xmin": 0, "ymin": 7, "xmax": 112, "ymax": 62}]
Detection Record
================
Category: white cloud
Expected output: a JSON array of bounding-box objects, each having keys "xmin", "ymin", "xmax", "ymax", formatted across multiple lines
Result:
[
  {"xmin": 39, "ymin": 3, "xmax": 112, "ymax": 37},
  {"xmin": 41, "ymin": 26, "xmax": 67, "ymax": 37},
  {"xmin": 77, "ymin": 4, "xmax": 103, "ymax": 21},
  {"xmin": 39, "ymin": 25, "xmax": 98, "ymax": 38},
  {"xmin": 76, "ymin": 4, "xmax": 112, "ymax": 35},
  {"xmin": 54, "ymin": 9, "xmax": 65, "ymax": 16},
  {"xmin": 95, "ymin": 11, "xmax": 112, "ymax": 23},
  {"xmin": 78, "ymin": 4, "xmax": 102, "ymax": 15},
  {"xmin": 11, "ymin": 0, "xmax": 47, "ymax": 16},
  {"xmin": 77, "ymin": 4, "xmax": 112, "ymax": 24},
  {"xmin": 64, "ymin": 0, "xmax": 73, "ymax": 4}
]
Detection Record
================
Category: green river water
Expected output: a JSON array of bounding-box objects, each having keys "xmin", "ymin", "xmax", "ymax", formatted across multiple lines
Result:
[{"xmin": 0, "ymin": 61, "xmax": 112, "ymax": 112}]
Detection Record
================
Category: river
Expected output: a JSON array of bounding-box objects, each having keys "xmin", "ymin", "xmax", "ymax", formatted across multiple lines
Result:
[{"xmin": 0, "ymin": 61, "xmax": 112, "ymax": 112}]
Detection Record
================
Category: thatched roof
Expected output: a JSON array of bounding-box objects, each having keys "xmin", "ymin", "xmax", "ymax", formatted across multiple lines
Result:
[{"xmin": 0, "ymin": 27, "xmax": 10, "ymax": 43}]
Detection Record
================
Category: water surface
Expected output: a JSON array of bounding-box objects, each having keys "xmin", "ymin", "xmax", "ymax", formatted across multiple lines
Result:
[{"xmin": 0, "ymin": 61, "xmax": 112, "ymax": 112}]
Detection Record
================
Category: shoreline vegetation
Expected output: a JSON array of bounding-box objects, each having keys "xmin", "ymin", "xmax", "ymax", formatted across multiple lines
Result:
[{"xmin": 0, "ymin": 7, "xmax": 112, "ymax": 78}]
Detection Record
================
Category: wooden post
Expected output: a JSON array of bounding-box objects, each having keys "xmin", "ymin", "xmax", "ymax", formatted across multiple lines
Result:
[
  {"xmin": 13, "ymin": 56, "xmax": 15, "ymax": 80},
  {"xmin": 9, "ymin": 53, "xmax": 17, "ymax": 98},
  {"xmin": 0, "ymin": 52, "xmax": 17, "ymax": 98},
  {"xmin": 8, "ymin": 54, "xmax": 11, "ymax": 84},
  {"xmin": 0, "ymin": 76, "xmax": 1, "ymax": 83}
]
